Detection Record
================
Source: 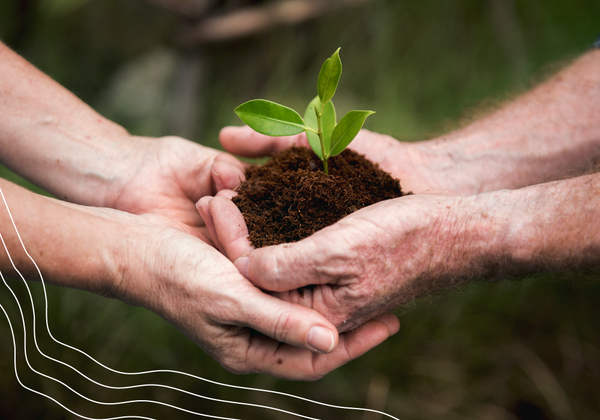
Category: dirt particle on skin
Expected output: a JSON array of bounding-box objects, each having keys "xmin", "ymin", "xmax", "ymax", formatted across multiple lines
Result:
[{"xmin": 233, "ymin": 147, "xmax": 406, "ymax": 248}]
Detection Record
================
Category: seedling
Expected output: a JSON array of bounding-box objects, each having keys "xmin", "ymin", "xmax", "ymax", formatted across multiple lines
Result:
[{"xmin": 234, "ymin": 48, "xmax": 374, "ymax": 175}]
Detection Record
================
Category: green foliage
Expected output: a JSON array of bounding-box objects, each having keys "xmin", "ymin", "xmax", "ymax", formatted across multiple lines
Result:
[
  {"xmin": 234, "ymin": 49, "xmax": 374, "ymax": 174},
  {"xmin": 304, "ymin": 96, "xmax": 336, "ymax": 159},
  {"xmin": 317, "ymin": 47, "xmax": 342, "ymax": 105},
  {"xmin": 42, "ymin": 0, "xmax": 91, "ymax": 17},
  {"xmin": 234, "ymin": 99, "xmax": 307, "ymax": 136},
  {"xmin": 330, "ymin": 110, "xmax": 375, "ymax": 156},
  {"xmin": 3, "ymin": 1, "xmax": 600, "ymax": 418}
]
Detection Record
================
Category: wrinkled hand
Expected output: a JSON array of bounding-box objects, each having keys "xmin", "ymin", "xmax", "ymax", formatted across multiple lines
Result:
[
  {"xmin": 105, "ymin": 135, "xmax": 246, "ymax": 242},
  {"xmin": 198, "ymin": 189, "xmax": 460, "ymax": 333},
  {"xmin": 111, "ymin": 211, "xmax": 399, "ymax": 380},
  {"xmin": 201, "ymin": 126, "xmax": 462, "ymax": 332}
]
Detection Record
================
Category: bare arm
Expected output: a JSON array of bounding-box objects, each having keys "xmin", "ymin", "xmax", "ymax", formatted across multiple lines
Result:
[
  {"xmin": 0, "ymin": 42, "xmax": 133, "ymax": 206},
  {"xmin": 202, "ymin": 171, "xmax": 600, "ymax": 331},
  {"xmin": 204, "ymin": 49, "xmax": 600, "ymax": 333},
  {"xmin": 0, "ymin": 179, "xmax": 398, "ymax": 379},
  {"xmin": 0, "ymin": 41, "xmax": 245, "ymax": 236},
  {"xmin": 410, "ymin": 49, "xmax": 600, "ymax": 194},
  {"xmin": 219, "ymin": 50, "xmax": 600, "ymax": 194}
]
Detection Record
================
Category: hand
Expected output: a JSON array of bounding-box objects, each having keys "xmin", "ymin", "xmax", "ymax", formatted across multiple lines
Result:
[
  {"xmin": 218, "ymin": 125, "xmax": 455, "ymax": 193},
  {"xmin": 108, "ymin": 211, "xmax": 399, "ymax": 380},
  {"xmin": 104, "ymin": 135, "xmax": 246, "ymax": 242},
  {"xmin": 198, "ymin": 190, "xmax": 462, "ymax": 333},
  {"xmin": 0, "ymin": 178, "xmax": 399, "ymax": 381}
]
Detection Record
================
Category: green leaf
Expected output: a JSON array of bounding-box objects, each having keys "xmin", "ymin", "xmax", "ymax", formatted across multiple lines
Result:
[
  {"xmin": 329, "ymin": 110, "xmax": 375, "ymax": 156},
  {"xmin": 304, "ymin": 96, "xmax": 336, "ymax": 159},
  {"xmin": 317, "ymin": 48, "xmax": 342, "ymax": 105},
  {"xmin": 235, "ymin": 99, "xmax": 308, "ymax": 136},
  {"xmin": 321, "ymin": 100, "xmax": 336, "ymax": 153}
]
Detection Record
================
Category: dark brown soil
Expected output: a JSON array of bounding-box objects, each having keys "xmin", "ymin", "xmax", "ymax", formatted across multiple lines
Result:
[{"xmin": 232, "ymin": 146, "xmax": 407, "ymax": 248}]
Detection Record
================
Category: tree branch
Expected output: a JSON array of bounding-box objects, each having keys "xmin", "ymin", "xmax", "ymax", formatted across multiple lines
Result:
[{"xmin": 179, "ymin": 0, "xmax": 375, "ymax": 45}]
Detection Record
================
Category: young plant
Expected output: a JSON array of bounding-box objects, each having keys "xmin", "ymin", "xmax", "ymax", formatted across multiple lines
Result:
[{"xmin": 234, "ymin": 48, "xmax": 374, "ymax": 175}]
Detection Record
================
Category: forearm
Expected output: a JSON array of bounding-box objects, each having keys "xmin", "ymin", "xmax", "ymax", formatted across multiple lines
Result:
[
  {"xmin": 0, "ymin": 178, "xmax": 128, "ymax": 295},
  {"xmin": 452, "ymin": 173, "xmax": 600, "ymax": 282},
  {"xmin": 0, "ymin": 42, "xmax": 141, "ymax": 207},
  {"xmin": 408, "ymin": 50, "xmax": 600, "ymax": 194}
]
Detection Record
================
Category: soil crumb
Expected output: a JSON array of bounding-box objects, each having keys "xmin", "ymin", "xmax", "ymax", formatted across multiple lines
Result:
[{"xmin": 233, "ymin": 147, "xmax": 406, "ymax": 248}]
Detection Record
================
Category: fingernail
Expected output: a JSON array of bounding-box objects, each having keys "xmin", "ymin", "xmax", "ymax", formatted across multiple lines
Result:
[
  {"xmin": 212, "ymin": 167, "xmax": 223, "ymax": 191},
  {"xmin": 307, "ymin": 326, "xmax": 335, "ymax": 354},
  {"xmin": 235, "ymin": 257, "xmax": 249, "ymax": 278}
]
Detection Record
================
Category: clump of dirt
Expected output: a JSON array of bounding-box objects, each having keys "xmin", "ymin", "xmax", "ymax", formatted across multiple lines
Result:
[{"xmin": 232, "ymin": 146, "xmax": 406, "ymax": 248}]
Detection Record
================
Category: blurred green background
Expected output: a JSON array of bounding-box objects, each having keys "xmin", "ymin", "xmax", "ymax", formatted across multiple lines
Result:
[{"xmin": 1, "ymin": 0, "xmax": 600, "ymax": 419}]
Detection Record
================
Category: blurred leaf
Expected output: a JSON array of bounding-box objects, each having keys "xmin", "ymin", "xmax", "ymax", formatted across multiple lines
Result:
[
  {"xmin": 235, "ymin": 99, "xmax": 307, "ymax": 136},
  {"xmin": 42, "ymin": 0, "xmax": 91, "ymax": 17},
  {"xmin": 330, "ymin": 110, "xmax": 374, "ymax": 156}
]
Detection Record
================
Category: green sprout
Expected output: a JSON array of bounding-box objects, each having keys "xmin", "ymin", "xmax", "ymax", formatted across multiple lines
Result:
[{"xmin": 234, "ymin": 48, "xmax": 374, "ymax": 175}]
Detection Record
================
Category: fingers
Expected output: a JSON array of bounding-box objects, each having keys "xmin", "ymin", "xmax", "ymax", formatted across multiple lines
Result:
[
  {"xmin": 238, "ymin": 312, "xmax": 400, "ymax": 380},
  {"xmin": 215, "ymin": 189, "xmax": 237, "ymax": 199},
  {"xmin": 236, "ymin": 288, "xmax": 339, "ymax": 355},
  {"xmin": 420, "ymin": 188, "xmax": 460, "ymax": 196},
  {"xmin": 196, "ymin": 197, "xmax": 225, "ymax": 254},
  {"xmin": 197, "ymin": 196, "xmax": 253, "ymax": 261},
  {"xmin": 211, "ymin": 154, "xmax": 246, "ymax": 192},
  {"xmin": 209, "ymin": 196, "xmax": 253, "ymax": 261},
  {"xmin": 236, "ymin": 238, "xmax": 336, "ymax": 292},
  {"xmin": 375, "ymin": 313, "xmax": 401, "ymax": 336},
  {"xmin": 209, "ymin": 196, "xmax": 254, "ymax": 261},
  {"xmin": 219, "ymin": 126, "xmax": 310, "ymax": 157}
]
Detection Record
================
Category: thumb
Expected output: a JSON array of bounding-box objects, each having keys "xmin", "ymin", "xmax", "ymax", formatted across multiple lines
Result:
[
  {"xmin": 220, "ymin": 126, "xmax": 310, "ymax": 157},
  {"xmin": 238, "ymin": 288, "xmax": 339, "ymax": 354},
  {"xmin": 211, "ymin": 154, "xmax": 246, "ymax": 192},
  {"xmin": 235, "ymin": 237, "xmax": 337, "ymax": 292}
]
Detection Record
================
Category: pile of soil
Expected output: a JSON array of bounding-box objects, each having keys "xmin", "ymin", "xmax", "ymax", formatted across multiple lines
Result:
[{"xmin": 232, "ymin": 146, "xmax": 406, "ymax": 248}]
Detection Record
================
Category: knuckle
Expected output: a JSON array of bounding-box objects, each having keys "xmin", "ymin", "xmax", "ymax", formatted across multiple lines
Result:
[
  {"xmin": 254, "ymin": 250, "xmax": 284, "ymax": 289},
  {"xmin": 272, "ymin": 311, "xmax": 293, "ymax": 343},
  {"xmin": 218, "ymin": 350, "xmax": 254, "ymax": 376}
]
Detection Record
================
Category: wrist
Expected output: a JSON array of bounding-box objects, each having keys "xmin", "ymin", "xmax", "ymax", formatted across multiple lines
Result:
[
  {"xmin": 414, "ymin": 133, "xmax": 489, "ymax": 195},
  {"xmin": 0, "ymin": 182, "xmax": 136, "ymax": 297},
  {"xmin": 92, "ymin": 134, "xmax": 150, "ymax": 209},
  {"xmin": 394, "ymin": 190, "xmax": 528, "ymax": 291},
  {"xmin": 452, "ymin": 190, "xmax": 526, "ymax": 281}
]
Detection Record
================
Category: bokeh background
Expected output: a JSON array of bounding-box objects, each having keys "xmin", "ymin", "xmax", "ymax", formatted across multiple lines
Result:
[{"xmin": 1, "ymin": 0, "xmax": 600, "ymax": 419}]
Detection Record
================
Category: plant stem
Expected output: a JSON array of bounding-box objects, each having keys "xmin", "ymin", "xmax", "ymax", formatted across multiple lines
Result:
[{"xmin": 315, "ymin": 104, "xmax": 329, "ymax": 175}]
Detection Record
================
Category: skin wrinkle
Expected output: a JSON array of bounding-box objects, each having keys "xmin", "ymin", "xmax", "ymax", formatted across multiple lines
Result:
[
  {"xmin": 2, "ymin": 43, "xmax": 402, "ymax": 381},
  {"xmin": 269, "ymin": 308, "xmax": 293, "ymax": 345},
  {"xmin": 109, "ymin": 137, "xmax": 157, "ymax": 212},
  {"xmin": 196, "ymin": 52, "xmax": 600, "ymax": 372},
  {"xmin": 277, "ymin": 196, "xmax": 459, "ymax": 331}
]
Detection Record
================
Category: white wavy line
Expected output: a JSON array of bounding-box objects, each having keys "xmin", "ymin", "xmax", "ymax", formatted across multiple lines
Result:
[
  {"xmin": 0, "ymin": 186, "xmax": 399, "ymax": 420},
  {"xmin": 0, "ymin": 302, "xmax": 156, "ymax": 420},
  {"xmin": 0, "ymin": 242, "xmax": 289, "ymax": 420}
]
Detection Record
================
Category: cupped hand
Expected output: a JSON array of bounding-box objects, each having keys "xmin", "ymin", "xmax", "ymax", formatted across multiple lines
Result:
[
  {"xmin": 198, "ymin": 190, "xmax": 461, "ymax": 333},
  {"xmin": 105, "ymin": 135, "xmax": 246, "ymax": 242},
  {"xmin": 110, "ymin": 212, "xmax": 399, "ymax": 380},
  {"xmin": 218, "ymin": 125, "xmax": 449, "ymax": 193}
]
